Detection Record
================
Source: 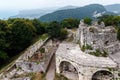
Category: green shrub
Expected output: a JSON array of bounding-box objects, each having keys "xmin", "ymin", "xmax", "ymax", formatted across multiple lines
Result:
[
  {"xmin": 81, "ymin": 45, "xmax": 86, "ymax": 52},
  {"xmin": 86, "ymin": 44, "xmax": 93, "ymax": 50},
  {"xmin": 40, "ymin": 48, "xmax": 45, "ymax": 53},
  {"xmin": 84, "ymin": 17, "xmax": 92, "ymax": 25},
  {"xmin": 81, "ymin": 44, "xmax": 93, "ymax": 51},
  {"xmin": 54, "ymin": 74, "xmax": 69, "ymax": 80},
  {"xmin": 89, "ymin": 49, "xmax": 108, "ymax": 57}
]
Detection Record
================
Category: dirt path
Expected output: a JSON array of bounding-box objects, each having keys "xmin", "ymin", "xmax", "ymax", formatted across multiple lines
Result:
[{"xmin": 45, "ymin": 55, "xmax": 55, "ymax": 80}]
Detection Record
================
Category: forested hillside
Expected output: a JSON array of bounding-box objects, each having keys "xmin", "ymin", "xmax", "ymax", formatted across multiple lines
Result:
[{"xmin": 39, "ymin": 4, "xmax": 106, "ymax": 22}]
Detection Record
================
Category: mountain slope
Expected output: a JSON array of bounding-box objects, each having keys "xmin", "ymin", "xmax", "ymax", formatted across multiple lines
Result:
[
  {"xmin": 39, "ymin": 4, "xmax": 106, "ymax": 22},
  {"xmin": 105, "ymin": 4, "xmax": 120, "ymax": 13},
  {"xmin": 10, "ymin": 6, "xmax": 78, "ymax": 19},
  {"xmin": 10, "ymin": 8, "xmax": 58, "ymax": 19},
  {"xmin": 58, "ymin": 5, "xmax": 78, "ymax": 10}
]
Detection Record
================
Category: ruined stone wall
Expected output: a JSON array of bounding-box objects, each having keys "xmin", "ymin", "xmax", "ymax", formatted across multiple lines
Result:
[
  {"xmin": 76, "ymin": 21, "xmax": 120, "ymax": 53},
  {"xmin": 56, "ymin": 54, "xmax": 119, "ymax": 80},
  {"xmin": 55, "ymin": 43, "xmax": 119, "ymax": 80},
  {"xmin": 16, "ymin": 61, "xmax": 44, "ymax": 72},
  {"xmin": 16, "ymin": 38, "xmax": 48, "ymax": 61},
  {"xmin": 0, "ymin": 37, "xmax": 49, "ymax": 79}
]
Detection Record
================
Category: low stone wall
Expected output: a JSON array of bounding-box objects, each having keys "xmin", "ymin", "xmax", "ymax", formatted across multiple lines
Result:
[
  {"xmin": 0, "ymin": 37, "xmax": 49, "ymax": 79},
  {"xmin": 16, "ymin": 61, "xmax": 44, "ymax": 72},
  {"xmin": 16, "ymin": 38, "xmax": 48, "ymax": 61}
]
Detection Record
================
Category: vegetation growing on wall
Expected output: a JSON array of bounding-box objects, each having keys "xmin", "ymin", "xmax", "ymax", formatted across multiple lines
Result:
[
  {"xmin": 89, "ymin": 49, "xmax": 108, "ymax": 57},
  {"xmin": 54, "ymin": 74, "xmax": 69, "ymax": 80},
  {"xmin": 81, "ymin": 44, "xmax": 93, "ymax": 51}
]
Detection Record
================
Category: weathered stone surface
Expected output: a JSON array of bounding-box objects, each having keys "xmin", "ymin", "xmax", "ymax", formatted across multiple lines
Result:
[
  {"xmin": 75, "ymin": 20, "xmax": 120, "ymax": 54},
  {"xmin": 12, "ymin": 77, "xmax": 30, "ymax": 80},
  {"xmin": 16, "ymin": 61, "xmax": 44, "ymax": 72},
  {"xmin": 56, "ymin": 42, "xmax": 119, "ymax": 80},
  {"xmin": 0, "ymin": 38, "xmax": 49, "ymax": 80},
  {"xmin": 74, "ymin": 21, "xmax": 120, "ymax": 79}
]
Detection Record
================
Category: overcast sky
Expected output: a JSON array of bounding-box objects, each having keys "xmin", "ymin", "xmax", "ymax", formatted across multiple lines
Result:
[
  {"xmin": 0, "ymin": 0, "xmax": 119, "ymax": 10},
  {"xmin": 0, "ymin": 0, "xmax": 119, "ymax": 19}
]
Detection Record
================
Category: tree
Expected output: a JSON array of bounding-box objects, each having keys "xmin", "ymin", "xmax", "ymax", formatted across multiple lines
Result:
[
  {"xmin": 117, "ymin": 27, "xmax": 120, "ymax": 40},
  {"xmin": 60, "ymin": 28, "xmax": 68, "ymax": 40},
  {"xmin": 47, "ymin": 21, "xmax": 61, "ymax": 38},
  {"xmin": 9, "ymin": 19, "xmax": 36, "ymax": 52},
  {"xmin": 61, "ymin": 18, "xmax": 79, "ymax": 29},
  {"xmin": 98, "ymin": 15, "xmax": 120, "ymax": 26},
  {"xmin": 84, "ymin": 17, "xmax": 92, "ymax": 25},
  {"xmin": 0, "ymin": 20, "xmax": 10, "ymax": 60},
  {"xmin": 32, "ymin": 19, "xmax": 46, "ymax": 35},
  {"xmin": 0, "ymin": 50, "xmax": 8, "ymax": 60}
]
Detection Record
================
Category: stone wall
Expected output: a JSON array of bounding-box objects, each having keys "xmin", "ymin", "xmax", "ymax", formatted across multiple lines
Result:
[
  {"xmin": 55, "ymin": 43, "xmax": 119, "ymax": 80},
  {"xmin": 16, "ymin": 38, "xmax": 48, "ymax": 61},
  {"xmin": 0, "ymin": 37, "xmax": 49, "ymax": 79},
  {"xmin": 75, "ymin": 20, "xmax": 120, "ymax": 54},
  {"xmin": 16, "ymin": 61, "xmax": 44, "ymax": 72}
]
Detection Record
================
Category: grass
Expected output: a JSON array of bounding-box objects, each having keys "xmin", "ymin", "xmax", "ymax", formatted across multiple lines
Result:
[
  {"xmin": 31, "ymin": 33, "xmax": 48, "ymax": 45},
  {"xmin": 54, "ymin": 74, "xmax": 69, "ymax": 80},
  {"xmin": 88, "ymin": 49, "xmax": 108, "ymax": 57},
  {"xmin": 65, "ymin": 34, "xmax": 74, "ymax": 42},
  {"xmin": 81, "ymin": 44, "xmax": 93, "ymax": 52},
  {"xmin": 31, "ymin": 72, "xmax": 46, "ymax": 80},
  {"xmin": 12, "ymin": 72, "xmax": 46, "ymax": 80},
  {"xmin": 40, "ymin": 34, "xmax": 48, "ymax": 40}
]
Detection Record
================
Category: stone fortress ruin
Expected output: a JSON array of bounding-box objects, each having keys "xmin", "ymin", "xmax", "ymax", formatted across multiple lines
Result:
[
  {"xmin": 75, "ymin": 20, "xmax": 120, "ymax": 54},
  {"xmin": 56, "ymin": 20, "xmax": 120, "ymax": 80},
  {"xmin": 0, "ymin": 19, "xmax": 120, "ymax": 80}
]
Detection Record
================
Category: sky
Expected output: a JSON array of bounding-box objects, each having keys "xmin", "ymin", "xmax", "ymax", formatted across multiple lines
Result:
[{"xmin": 0, "ymin": 0, "xmax": 119, "ymax": 19}]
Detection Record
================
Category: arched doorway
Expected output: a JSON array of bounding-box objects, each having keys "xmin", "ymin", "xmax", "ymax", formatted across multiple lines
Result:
[
  {"xmin": 59, "ymin": 61, "xmax": 79, "ymax": 80},
  {"xmin": 92, "ymin": 70, "xmax": 114, "ymax": 80}
]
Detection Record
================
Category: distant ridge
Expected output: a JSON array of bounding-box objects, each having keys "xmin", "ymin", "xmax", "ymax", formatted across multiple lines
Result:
[
  {"xmin": 10, "ymin": 8, "xmax": 58, "ymax": 19},
  {"xmin": 58, "ymin": 5, "xmax": 78, "ymax": 10},
  {"xmin": 10, "ymin": 4, "xmax": 119, "ymax": 20},
  {"xmin": 105, "ymin": 4, "xmax": 120, "ymax": 15},
  {"xmin": 105, "ymin": 4, "xmax": 120, "ymax": 13},
  {"xmin": 10, "ymin": 6, "xmax": 78, "ymax": 19},
  {"xmin": 39, "ymin": 4, "xmax": 107, "ymax": 22}
]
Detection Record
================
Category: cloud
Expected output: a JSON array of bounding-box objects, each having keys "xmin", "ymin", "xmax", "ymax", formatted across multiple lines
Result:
[{"xmin": 0, "ymin": 0, "xmax": 119, "ymax": 10}]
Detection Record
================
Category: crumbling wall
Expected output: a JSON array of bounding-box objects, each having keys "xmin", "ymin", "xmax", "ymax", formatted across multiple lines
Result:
[{"xmin": 75, "ymin": 20, "xmax": 120, "ymax": 54}]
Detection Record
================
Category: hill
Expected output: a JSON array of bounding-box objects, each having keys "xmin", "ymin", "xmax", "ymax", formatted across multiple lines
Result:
[
  {"xmin": 105, "ymin": 4, "xmax": 120, "ymax": 13},
  {"xmin": 39, "ymin": 4, "xmax": 107, "ymax": 22},
  {"xmin": 58, "ymin": 5, "xmax": 78, "ymax": 10},
  {"xmin": 10, "ymin": 6, "xmax": 78, "ymax": 19},
  {"xmin": 10, "ymin": 8, "xmax": 58, "ymax": 19}
]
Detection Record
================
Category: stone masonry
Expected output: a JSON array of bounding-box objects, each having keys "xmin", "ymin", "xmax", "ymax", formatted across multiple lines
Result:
[
  {"xmin": 56, "ymin": 42, "xmax": 119, "ymax": 80},
  {"xmin": 75, "ymin": 20, "xmax": 120, "ymax": 54},
  {"xmin": 0, "ymin": 37, "xmax": 49, "ymax": 80},
  {"xmin": 56, "ymin": 20, "xmax": 120, "ymax": 80}
]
